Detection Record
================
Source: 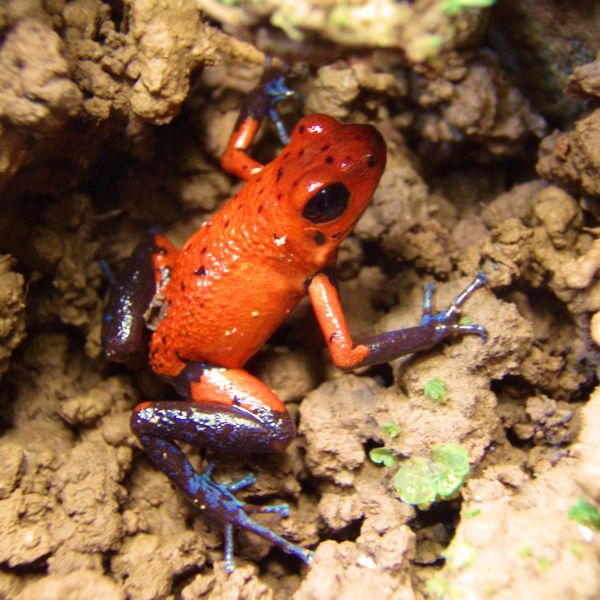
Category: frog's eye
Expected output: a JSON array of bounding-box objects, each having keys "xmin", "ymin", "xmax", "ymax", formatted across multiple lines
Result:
[{"xmin": 302, "ymin": 182, "xmax": 350, "ymax": 223}]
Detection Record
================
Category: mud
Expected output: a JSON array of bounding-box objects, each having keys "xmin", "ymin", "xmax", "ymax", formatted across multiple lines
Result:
[{"xmin": 0, "ymin": 1, "xmax": 599, "ymax": 599}]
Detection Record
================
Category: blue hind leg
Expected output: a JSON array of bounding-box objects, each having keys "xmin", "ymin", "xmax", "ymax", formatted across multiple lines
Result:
[{"xmin": 130, "ymin": 363, "xmax": 314, "ymax": 572}]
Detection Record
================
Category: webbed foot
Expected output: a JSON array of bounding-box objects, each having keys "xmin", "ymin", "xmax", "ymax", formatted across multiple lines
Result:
[{"xmin": 196, "ymin": 463, "xmax": 313, "ymax": 573}]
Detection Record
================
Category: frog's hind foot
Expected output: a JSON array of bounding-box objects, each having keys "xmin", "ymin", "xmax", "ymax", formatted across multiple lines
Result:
[{"xmin": 196, "ymin": 464, "xmax": 313, "ymax": 573}]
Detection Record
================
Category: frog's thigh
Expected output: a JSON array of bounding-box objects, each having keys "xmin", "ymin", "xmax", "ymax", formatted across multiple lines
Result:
[{"xmin": 133, "ymin": 363, "xmax": 295, "ymax": 454}]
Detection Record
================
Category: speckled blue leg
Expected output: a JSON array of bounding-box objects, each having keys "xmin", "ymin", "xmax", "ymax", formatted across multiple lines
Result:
[
  {"xmin": 131, "ymin": 361, "xmax": 313, "ymax": 573},
  {"xmin": 133, "ymin": 430, "xmax": 313, "ymax": 572},
  {"xmin": 224, "ymin": 523, "xmax": 235, "ymax": 573}
]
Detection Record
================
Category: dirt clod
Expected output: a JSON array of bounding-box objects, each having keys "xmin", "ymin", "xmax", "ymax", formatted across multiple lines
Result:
[{"xmin": 0, "ymin": 2, "xmax": 599, "ymax": 598}]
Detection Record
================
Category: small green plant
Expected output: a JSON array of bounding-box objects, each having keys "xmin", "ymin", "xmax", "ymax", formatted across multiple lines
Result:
[
  {"xmin": 464, "ymin": 507, "xmax": 481, "ymax": 518},
  {"xmin": 568, "ymin": 497, "xmax": 600, "ymax": 530},
  {"xmin": 517, "ymin": 544, "xmax": 532, "ymax": 558},
  {"xmin": 410, "ymin": 34, "xmax": 443, "ymax": 62},
  {"xmin": 425, "ymin": 577, "xmax": 452, "ymax": 599},
  {"xmin": 537, "ymin": 556, "xmax": 552, "ymax": 572},
  {"xmin": 392, "ymin": 443, "xmax": 470, "ymax": 509},
  {"xmin": 369, "ymin": 447, "xmax": 398, "ymax": 468},
  {"xmin": 569, "ymin": 542, "xmax": 583, "ymax": 558},
  {"xmin": 444, "ymin": 540, "xmax": 476, "ymax": 570},
  {"xmin": 483, "ymin": 583, "xmax": 499, "ymax": 597},
  {"xmin": 442, "ymin": 0, "xmax": 496, "ymax": 16},
  {"xmin": 424, "ymin": 377, "xmax": 448, "ymax": 404},
  {"xmin": 381, "ymin": 421, "xmax": 401, "ymax": 439}
]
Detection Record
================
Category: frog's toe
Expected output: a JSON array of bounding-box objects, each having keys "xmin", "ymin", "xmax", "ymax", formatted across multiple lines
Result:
[
  {"xmin": 196, "ymin": 465, "xmax": 311, "ymax": 573},
  {"xmin": 452, "ymin": 321, "xmax": 488, "ymax": 342},
  {"xmin": 419, "ymin": 272, "xmax": 488, "ymax": 335},
  {"xmin": 225, "ymin": 472, "xmax": 257, "ymax": 493},
  {"xmin": 245, "ymin": 502, "xmax": 290, "ymax": 518}
]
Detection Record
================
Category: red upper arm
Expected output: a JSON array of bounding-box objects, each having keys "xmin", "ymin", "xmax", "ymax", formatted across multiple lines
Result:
[
  {"xmin": 220, "ymin": 118, "xmax": 264, "ymax": 181},
  {"xmin": 307, "ymin": 272, "xmax": 369, "ymax": 370}
]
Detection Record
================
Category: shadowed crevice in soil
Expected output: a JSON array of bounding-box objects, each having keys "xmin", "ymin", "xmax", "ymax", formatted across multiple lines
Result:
[{"xmin": 410, "ymin": 499, "xmax": 462, "ymax": 566}]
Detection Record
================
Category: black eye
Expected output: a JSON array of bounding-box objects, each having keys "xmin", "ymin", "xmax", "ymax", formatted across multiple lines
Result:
[{"xmin": 302, "ymin": 183, "xmax": 350, "ymax": 224}]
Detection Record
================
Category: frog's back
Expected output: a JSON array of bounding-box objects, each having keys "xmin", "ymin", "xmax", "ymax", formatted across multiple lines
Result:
[
  {"xmin": 148, "ymin": 183, "xmax": 312, "ymax": 375},
  {"xmin": 149, "ymin": 114, "xmax": 386, "ymax": 376}
]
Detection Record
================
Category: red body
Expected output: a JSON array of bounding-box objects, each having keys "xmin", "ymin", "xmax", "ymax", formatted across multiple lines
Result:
[{"xmin": 149, "ymin": 114, "xmax": 386, "ymax": 376}]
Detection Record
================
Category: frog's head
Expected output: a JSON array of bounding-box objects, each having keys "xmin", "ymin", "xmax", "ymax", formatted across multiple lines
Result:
[{"xmin": 268, "ymin": 114, "xmax": 386, "ymax": 267}]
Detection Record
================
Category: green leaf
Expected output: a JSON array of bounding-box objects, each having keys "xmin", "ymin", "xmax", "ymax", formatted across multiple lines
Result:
[
  {"xmin": 442, "ymin": 0, "xmax": 495, "ymax": 15},
  {"xmin": 369, "ymin": 447, "xmax": 398, "ymax": 468},
  {"xmin": 435, "ymin": 464, "xmax": 463, "ymax": 497},
  {"xmin": 568, "ymin": 498, "xmax": 600, "ymax": 530},
  {"xmin": 569, "ymin": 542, "xmax": 583, "ymax": 558},
  {"xmin": 457, "ymin": 0, "xmax": 496, "ymax": 7},
  {"xmin": 411, "ymin": 34, "xmax": 443, "ymax": 61},
  {"xmin": 442, "ymin": 0, "xmax": 463, "ymax": 15},
  {"xmin": 537, "ymin": 556, "xmax": 552, "ymax": 572},
  {"xmin": 432, "ymin": 444, "xmax": 470, "ymax": 478},
  {"xmin": 517, "ymin": 544, "xmax": 532, "ymax": 558},
  {"xmin": 392, "ymin": 444, "xmax": 470, "ymax": 508},
  {"xmin": 392, "ymin": 457, "xmax": 438, "ymax": 509},
  {"xmin": 424, "ymin": 377, "xmax": 448, "ymax": 403},
  {"xmin": 431, "ymin": 444, "xmax": 470, "ymax": 497},
  {"xmin": 425, "ymin": 577, "xmax": 452, "ymax": 599},
  {"xmin": 381, "ymin": 421, "xmax": 401, "ymax": 439},
  {"xmin": 444, "ymin": 540, "xmax": 476, "ymax": 570}
]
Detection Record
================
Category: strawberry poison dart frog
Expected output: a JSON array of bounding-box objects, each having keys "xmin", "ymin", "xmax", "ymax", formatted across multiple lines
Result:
[{"xmin": 102, "ymin": 68, "xmax": 488, "ymax": 572}]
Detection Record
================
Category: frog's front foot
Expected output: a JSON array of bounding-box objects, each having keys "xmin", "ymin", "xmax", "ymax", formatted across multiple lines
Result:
[
  {"xmin": 260, "ymin": 67, "xmax": 301, "ymax": 146},
  {"xmin": 420, "ymin": 271, "xmax": 489, "ymax": 342},
  {"xmin": 195, "ymin": 462, "xmax": 314, "ymax": 573}
]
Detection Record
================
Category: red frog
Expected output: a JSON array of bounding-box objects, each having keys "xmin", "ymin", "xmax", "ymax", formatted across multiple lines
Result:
[{"xmin": 102, "ymin": 69, "xmax": 488, "ymax": 572}]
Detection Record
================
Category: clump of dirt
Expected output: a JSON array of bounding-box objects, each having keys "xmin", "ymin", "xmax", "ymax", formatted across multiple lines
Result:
[
  {"xmin": 489, "ymin": 0, "xmax": 600, "ymax": 122},
  {"xmin": 0, "ymin": 255, "xmax": 25, "ymax": 377},
  {"xmin": 1, "ymin": 1, "xmax": 599, "ymax": 599}
]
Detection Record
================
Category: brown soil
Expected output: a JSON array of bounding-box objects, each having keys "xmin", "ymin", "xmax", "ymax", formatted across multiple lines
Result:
[{"xmin": 0, "ymin": 1, "xmax": 599, "ymax": 598}]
